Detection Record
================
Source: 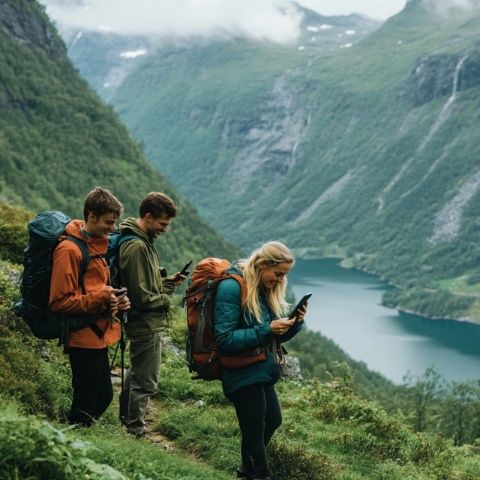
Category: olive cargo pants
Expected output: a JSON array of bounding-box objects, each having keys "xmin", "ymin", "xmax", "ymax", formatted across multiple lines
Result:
[{"xmin": 122, "ymin": 331, "xmax": 163, "ymax": 436}]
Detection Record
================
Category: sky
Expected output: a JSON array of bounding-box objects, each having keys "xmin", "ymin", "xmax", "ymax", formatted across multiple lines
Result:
[
  {"xmin": 40, "ymin": 0, "xmax": 408, "ymax": 44},
  {"xmin": 300, "ymin": 0, "xmax": 407, "ymax": 20}
]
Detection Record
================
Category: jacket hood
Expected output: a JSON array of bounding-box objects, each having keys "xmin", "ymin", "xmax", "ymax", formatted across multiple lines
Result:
[
  {"xmin": 64, "ymin": 219, "xmax": 84, "ymax": 238},
  {"xmin": 63, "ymin": 219, "xmax": 109, "ymax": 248},
  {"xmin": 120, "ymin": 217, "xmax": 151, "ymax": 243},
  {"xmin": 227, "ymin": 260, "xmax": 244, "ymax": 276}
]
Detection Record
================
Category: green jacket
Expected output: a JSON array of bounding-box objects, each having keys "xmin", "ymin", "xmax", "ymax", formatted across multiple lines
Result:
[
  {"xmin": 214, "ymin": 263, "xmax": 302, "ymax": 396},
  {"xmin": 119, "ymin": 218, "xmax": 175, "ymax": 338}
]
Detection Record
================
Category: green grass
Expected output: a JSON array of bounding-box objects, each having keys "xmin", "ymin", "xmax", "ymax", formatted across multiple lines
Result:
[
  {"xmin": 1, "ymin": 263, "xmax": 480, "ymax": 479},
  {"xmin": 152, "ymin": 348, "xmax": 480, "ymax": 480},
  {"xmin": 1, "ymin": 204, "xmax": 480, "ymax": 479},
  {"xmin": 437, "ymin": 276, "xmax": 480, "ymax": 296},
  {"xmin": 0, "ymin": 402, "xmax": 231, "ymax": 480}
]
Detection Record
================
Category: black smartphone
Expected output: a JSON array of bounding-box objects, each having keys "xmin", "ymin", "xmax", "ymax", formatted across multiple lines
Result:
[
  {"xmin": 179, "ymin": 260, "xmax": 193, "ymax": 276},
  {"xmin": 288, "ymin": 293, "xmax": 312, "ymax": 319},
  {"xmin": 115, "ymin": 287, "xmax": 128, "ymax": 297}
]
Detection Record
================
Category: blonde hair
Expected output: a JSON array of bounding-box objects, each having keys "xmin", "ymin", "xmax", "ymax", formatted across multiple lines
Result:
[{"xmin": 239, "ymin": 241, "xmax": 295, "ymax": 323}]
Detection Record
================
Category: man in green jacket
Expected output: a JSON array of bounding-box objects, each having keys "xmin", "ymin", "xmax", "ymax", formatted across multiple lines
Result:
[{"xmin": 119, "ymin": 192, "xmax": 186, "ymax": 437}]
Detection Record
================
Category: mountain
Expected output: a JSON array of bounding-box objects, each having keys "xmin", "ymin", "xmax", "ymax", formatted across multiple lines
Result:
[
  {"xmin": 59, "ymin": 4, "xmax": 380, "ymax": 101},
  {"xmin": 66, "ymin": 0, "xmax": 480, "ymax": 322},
  {"xmin": 0, "ymin": 0, "xmax": 239, "ymax": 269},
  {"xmin": 60, "ymin": 29, "xmax": 152, "ymax": 101}
]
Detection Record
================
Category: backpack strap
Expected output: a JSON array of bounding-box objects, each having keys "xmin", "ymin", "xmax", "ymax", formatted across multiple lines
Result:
[
  {"xmin": 109, "ymin": 233, "xmax": 140, "ymax": 288},
  {"xmin": 117, "ymin": 234, "xmax": 139, "ymax": 249},
  {"xmin": 64, "ymin": 236, "xmax": 106, "ymax": 339},
  {"xmin": 65, "ymin": 236, "xmax": 105, "ymax": 293},
  {"xmin": 223, "ymin": 272, "xmax": 247, "ymax": 306}
]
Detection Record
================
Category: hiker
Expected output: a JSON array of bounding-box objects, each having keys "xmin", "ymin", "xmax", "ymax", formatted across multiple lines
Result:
[
  {"xmin": 49, "ymin": 187, "xmax": 130, "ymax": 427},
  {"xmin": 214, "ymin": 241, "xmax": 306, "ymax": 480},
  {"xmin": 118, "ymin": 192, "xmax": 187, "ymax": 437}
]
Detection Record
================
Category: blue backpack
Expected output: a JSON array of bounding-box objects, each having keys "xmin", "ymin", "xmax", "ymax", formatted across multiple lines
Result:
[
  {"xmin": 105, "ymin": 230, "xmax": 138, "ymax": 289},
  {"xmin": 15, "ymin": 211, "xmax": 106, "ymax": 342}
]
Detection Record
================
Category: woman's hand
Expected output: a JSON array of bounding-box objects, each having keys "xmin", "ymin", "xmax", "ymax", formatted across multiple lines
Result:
[
  {"xmin": 270, "ymin": 317, "xmax": 296, "ymax": 335},
  {"xmin": 294, "ymin": 304, "xmax": 308, "ymax": 323}
]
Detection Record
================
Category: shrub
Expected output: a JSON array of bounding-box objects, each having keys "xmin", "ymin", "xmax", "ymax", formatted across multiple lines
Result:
[
  {"xmin": 0, "ymin": 405, "xmax": 127, "ymax": 479},
  {"xmin": 0, "ymin": 203, "xmax": 31, "ymax": 264},
  {"xmin": 268, "ymin": 439, "xmax": 340, "ymax": 480}
]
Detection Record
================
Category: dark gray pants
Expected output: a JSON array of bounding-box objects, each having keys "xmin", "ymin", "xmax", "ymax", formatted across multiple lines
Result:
[{"xmin": 123, "ymin": 331, "xmax": 162, "ymax": 435}]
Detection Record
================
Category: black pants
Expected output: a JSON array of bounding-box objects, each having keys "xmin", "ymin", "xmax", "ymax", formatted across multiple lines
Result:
[
  {"xmin": 229, "ymin": 383, "xmax": 282, "ymax": 479},
  {"xmin": 68, "ymin": 347, "xmax": 113, "ymax": 426}
]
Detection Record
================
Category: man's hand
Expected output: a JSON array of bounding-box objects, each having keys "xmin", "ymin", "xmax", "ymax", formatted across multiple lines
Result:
[
  {"xmin": 270, "ymin": 317, "xmax": 296, "ymax": 335},
  {"xmin": 172, "ymin": 272, "xmax": 188, "ymax": 286},
  {"xmin": 110, "ymin": 289, "xmax": 131, "ymax": 311},
  {"xmin": 116, "ymin": 294, "xmax": 131, "ymax": 311}
]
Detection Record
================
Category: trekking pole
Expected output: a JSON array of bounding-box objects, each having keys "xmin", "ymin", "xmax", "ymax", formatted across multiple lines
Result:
[
  {"xmin": 110, "ymin": 340, "xmax": 120, "ymax": 371},
  {"xmin": 119, "ymin": 311, "xmax": 128, "ymax": 425}
]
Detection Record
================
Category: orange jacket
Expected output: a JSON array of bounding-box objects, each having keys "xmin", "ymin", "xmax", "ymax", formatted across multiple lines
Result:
[{"xmin": 49, "ymin": 220, "xmax": 120, "ymax": 349}]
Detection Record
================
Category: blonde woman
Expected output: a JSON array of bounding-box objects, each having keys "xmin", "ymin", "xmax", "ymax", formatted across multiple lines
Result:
[{"xmin": 214, "ymin": 241, "xmax": 307, "ymax": 480}]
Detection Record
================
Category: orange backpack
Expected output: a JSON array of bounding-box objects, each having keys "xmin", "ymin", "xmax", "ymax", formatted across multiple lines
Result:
[{"xmin": 184, "ymin": 258, "xmax": 267, "ymax": 380}]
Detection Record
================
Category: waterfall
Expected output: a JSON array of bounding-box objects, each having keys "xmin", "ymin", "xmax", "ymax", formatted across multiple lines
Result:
[{"xmin": 417, "ymin": 53, "xmax": 468, "ymax": 152}]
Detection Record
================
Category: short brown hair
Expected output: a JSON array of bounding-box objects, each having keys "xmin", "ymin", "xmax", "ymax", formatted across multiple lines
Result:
[
  {"xmin": 83, "ymin": 187, "xmax": 123, "ymax": 220},
  {"xmin": 139, "ymin": 192, "xmax": 177, "ymax": 219}
]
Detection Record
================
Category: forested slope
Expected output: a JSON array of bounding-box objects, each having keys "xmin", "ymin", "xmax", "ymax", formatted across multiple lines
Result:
[{"xmin": 0, "ymin": 0, "xmax": 239, "ymax": 269}]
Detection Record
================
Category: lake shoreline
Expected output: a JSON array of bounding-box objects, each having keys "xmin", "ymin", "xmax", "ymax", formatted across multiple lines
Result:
[
  {"xmin": 295, "ymin": 251, "xmax": 480, "ymax": 326},
  {"xmin": 289, "ymin": 257, "xmax": 480, "ymax": 384}
]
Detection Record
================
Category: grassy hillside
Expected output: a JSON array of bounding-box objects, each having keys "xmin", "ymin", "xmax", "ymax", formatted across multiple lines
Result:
[
  {"xmin": 97, "ymin": 0, "xmax": 480, "ymax": 321},
  {"xmin": 0, "ymin": 0, "xmax": 239, "ymax": 270},
  {"xmin": 1, "ymin": 257, "xmax": 480, "ymax": 478},
  {"xmin": 2, "ymin": 204, "xmax": 480, "ymax": 478}
]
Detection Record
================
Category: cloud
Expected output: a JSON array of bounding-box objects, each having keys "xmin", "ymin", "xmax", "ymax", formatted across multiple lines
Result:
[
  {"xmin": 41, "ymin": 0, "xmax": 304, "ymax": 44},
  {"xmin": 299, "ymin": 0, "xmax": 407, "ymax": 20},
  {"xmin": 416, "ymin": 0, "xmax": 480, "ymax": 15}
]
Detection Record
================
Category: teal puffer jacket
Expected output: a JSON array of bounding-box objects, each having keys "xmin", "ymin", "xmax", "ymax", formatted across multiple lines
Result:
[{"xmin": 214, "ymin": 264, "xmax": 302, "ymax": 397}]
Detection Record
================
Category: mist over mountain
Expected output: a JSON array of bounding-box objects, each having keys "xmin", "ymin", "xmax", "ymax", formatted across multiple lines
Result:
[{"xmin": 58, "ymin": 5, "xmax": 379, "ymax": 100}]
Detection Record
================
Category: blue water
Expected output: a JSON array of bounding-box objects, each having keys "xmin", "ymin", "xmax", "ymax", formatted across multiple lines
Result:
[{"xmin": 289, "ymin": 258, "xmax": 480, "ymax": 384}]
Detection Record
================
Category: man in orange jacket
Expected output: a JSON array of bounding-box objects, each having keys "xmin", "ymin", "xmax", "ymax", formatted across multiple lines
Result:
[{"xmin": 49, "ymin": 187, "xmax": 130, "ymax": 426}]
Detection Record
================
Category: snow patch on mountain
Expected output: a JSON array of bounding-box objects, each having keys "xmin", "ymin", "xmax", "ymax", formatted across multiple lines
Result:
[{"xmin": 120, "ymin": 49, "xmax": 147, "ymax": 59}]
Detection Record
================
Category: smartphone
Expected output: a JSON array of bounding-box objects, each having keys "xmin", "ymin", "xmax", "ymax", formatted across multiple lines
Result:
[
  {"xmin": 179, "ymin": 260, "xmax": 193, "ymax": 277},
  {"xmin": 115, "ymin": 287, "xmax": 128, "ymax": 297},
  {"xmin": 288, "ymin": 293, "xmax": 312, "ymax": 319}
]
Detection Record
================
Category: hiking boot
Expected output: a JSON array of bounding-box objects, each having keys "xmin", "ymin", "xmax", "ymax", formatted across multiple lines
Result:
[
  {"xmin": 236, "ymin": 465, "xmax": 250, "ymax": 479},
  {"xmin": 251, "ymin": 473, "xmax": 275, "ymax": 480}
]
